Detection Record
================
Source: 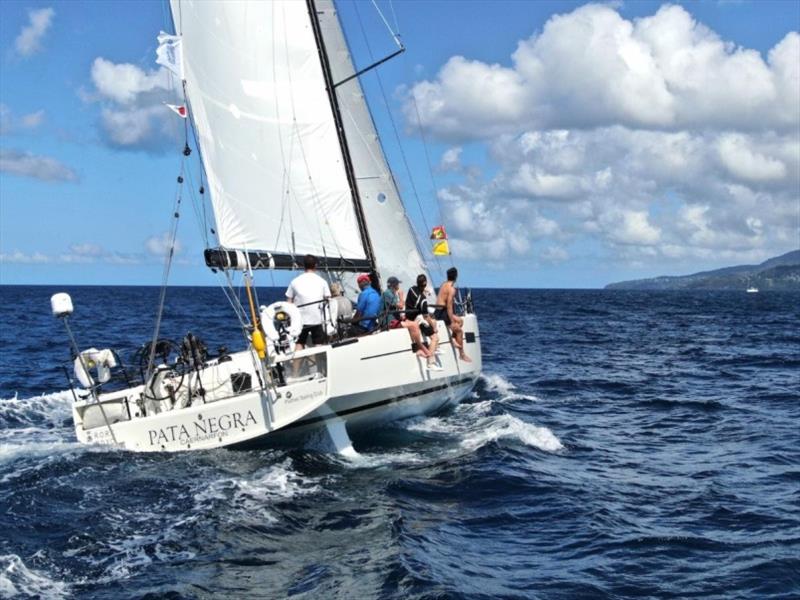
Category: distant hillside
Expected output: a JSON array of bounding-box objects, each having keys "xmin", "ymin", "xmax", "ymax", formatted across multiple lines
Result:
[{"xmin": 605, "ymin": 250, "xmax": 800, "ymax": 290}]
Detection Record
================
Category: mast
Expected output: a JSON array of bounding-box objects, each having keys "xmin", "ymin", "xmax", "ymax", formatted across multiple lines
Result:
[{"xmin": 306, "ymin": 0, "xmax": 377, "ymax": 273}]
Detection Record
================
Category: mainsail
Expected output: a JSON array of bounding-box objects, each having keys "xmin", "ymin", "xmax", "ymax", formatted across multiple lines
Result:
[
  {"xmin": 172, "ymin": 0, "xmax": 431, "ymax": 286},
  {"xmin": 173, "ymin": 0, "xmax": 366, "ymax": 266}
]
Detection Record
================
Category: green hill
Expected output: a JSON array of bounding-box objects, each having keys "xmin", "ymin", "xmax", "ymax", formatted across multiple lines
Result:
[{"xmin": 605, "ymin": 250, "xmax": 800, "ymax": 290}]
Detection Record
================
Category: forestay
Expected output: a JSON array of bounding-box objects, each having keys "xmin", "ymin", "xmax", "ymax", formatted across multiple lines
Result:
[{"xmin": 173, "ymin": 0, "xmax": 366, "ymax": 262}]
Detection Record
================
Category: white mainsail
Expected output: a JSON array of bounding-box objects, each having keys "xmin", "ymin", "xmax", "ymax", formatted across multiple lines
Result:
[
  {"xmin": 316, "ymin": 0, "xmax": 433, "ymax": 288},
  {"xmin": 173, "ymin": 0, "xmax": 432, "ymax": 287},
  {"xmin": 172, "ymin": 0, "xmax": 366, "ymax": 261}
]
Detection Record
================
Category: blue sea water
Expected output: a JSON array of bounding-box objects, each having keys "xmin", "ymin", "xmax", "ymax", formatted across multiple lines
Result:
[{"xmin": 0, "ymin": 285, "xmax": 798, "ymax": 599}]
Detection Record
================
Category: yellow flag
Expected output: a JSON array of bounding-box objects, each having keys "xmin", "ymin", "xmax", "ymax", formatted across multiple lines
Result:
[{"xmin": 432, "ymin": 240, "xmax": 450, "ymax": 256}]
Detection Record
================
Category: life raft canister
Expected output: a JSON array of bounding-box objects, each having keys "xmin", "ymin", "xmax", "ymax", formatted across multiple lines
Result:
[{"xmin": 73, "ymin": 348, "xmax": 117, "ymax": 388}]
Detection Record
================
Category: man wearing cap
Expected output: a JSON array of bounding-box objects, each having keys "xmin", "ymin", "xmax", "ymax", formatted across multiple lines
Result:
[
  {"xmin": 285, "ymin": 254, "xmax": 331, "ymax": 350},
  {"xmin": 353, "ymin": 273, "xmax": 381, "ymax": 333},
  {"xmin": 379, "ymin": 276, "xmax": 403, "ymax": 329}
]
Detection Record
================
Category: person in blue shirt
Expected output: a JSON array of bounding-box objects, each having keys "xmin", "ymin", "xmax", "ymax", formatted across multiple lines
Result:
[{"xmin": 354, "ymin": 273, "xmax": 381, "ymax": 333}]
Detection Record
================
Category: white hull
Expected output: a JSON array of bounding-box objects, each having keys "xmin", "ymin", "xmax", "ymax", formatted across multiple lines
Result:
[{"xmin": 71, "ymin": 315, "xmax": 481, "ymax": 452}]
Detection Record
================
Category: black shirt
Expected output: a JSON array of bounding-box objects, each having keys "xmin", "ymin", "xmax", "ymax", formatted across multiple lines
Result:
[{"xmin": 405, "ymin": 285, "xmax": 429, "ymax": 319}]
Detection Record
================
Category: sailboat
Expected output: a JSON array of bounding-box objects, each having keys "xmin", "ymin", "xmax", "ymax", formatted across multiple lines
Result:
[{"xmin": 50, "ymin": 0, "xmax": 482, "ymax": 453}]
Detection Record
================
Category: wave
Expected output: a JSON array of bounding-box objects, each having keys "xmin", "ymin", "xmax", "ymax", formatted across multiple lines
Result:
[
  {"xmin": 192, "ymin": 458, "xmax": 322, "ymax": 524},
  {"xmin": 0, "ymin": 554, "xmax": 69, "ymax": 599},
  {"xmin": 0, "ymin": 391, "xmax": 74, "ymax": 430},
  {"xmin": 479, "ymin": 373, "xmax": 540, "ymax": 403},
  {"xmin": 403, "ymin": 400, "xmax": 563, "ymax": 454},
  {"xmin": 58, "ymin": 462, "xmax": 319, "ymax": 583}
]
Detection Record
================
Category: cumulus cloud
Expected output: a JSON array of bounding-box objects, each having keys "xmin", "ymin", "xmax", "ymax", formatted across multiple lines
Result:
[
  {"xmin": 0, "ymin": 149, "xmax": 77, "ymax": 182},
  {"xmin": 14, "ymin": 7, "xmax": 54, "ymax": 57},
  {"xmin": 405, "ymin": 4, "xmax": 799, "ymax": 138},
  {"xmin": 404, "ymin": 3, "xmax": 799, "ymax": 271},
  {"xmin": 86, "ymin": 57, "xmax": 181, "ymax": 150}
]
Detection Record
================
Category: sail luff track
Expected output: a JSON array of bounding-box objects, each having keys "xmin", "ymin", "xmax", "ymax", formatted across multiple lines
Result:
[{"xmin": 306, "ymin": 0, "xmax": 377, "ymax": 274}]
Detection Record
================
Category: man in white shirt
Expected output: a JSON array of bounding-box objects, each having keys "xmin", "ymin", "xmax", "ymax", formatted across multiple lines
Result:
[{"xmin": 285, "ymin": 254, "xmax": 331, "ymax": 350}]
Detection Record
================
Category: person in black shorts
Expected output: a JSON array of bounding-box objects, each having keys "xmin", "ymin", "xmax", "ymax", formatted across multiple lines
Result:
[
  {"xmin": 435, "ymin": 266, "xmax": 470, "ymax": 362},
  {"xmin": 405, "ymin": 274, "xmax": 440, "ymax": 360},
  {"xmin": 296, "ymin": 323, "xmax": 324, "ymax": 347}
]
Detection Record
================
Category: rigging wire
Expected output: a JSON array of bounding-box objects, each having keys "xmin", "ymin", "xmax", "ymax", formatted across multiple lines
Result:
[
  {"xmin": 350, "ymin": 0, "xmax": 445, "ymax": 281},
  {"xmin": 143, "ymin": 159, "xmax": 184, "ymax": 386},
  {"xmin": 369, "ymin": 0, "xmax": 402, "ymax": 49}
]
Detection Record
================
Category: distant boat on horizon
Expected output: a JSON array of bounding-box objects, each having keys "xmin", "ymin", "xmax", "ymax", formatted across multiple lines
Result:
[{"xmin": 746, "ymin": 286, "xmax": 759, "ymax": 293}]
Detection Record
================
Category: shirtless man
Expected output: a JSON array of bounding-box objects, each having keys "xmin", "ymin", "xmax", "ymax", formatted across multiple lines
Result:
[{"xmin": 435, "ymin": 267, "xmax": 471, "ymax": 362}]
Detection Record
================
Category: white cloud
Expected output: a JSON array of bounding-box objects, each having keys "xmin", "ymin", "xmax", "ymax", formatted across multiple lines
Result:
[
  {"xmin": 0, "ymin": 104, "xmax": 45, "ymax": 134},
  {"xmin": 0, "ymin": 251, "xmax": 51, "ymax": 264},
  {"xmin": 403, "ymin": 4, "xmax": 799, "ymax": 272},
  {"xmin": 0, "ymin": 149, "xmax": 77, "ymax": 182},
  {"xmin": 405, "ymin": 4, "xmax": 799, "ymax": 138},
  {"xmin": 717, "ymin": 134, "xmax": 786, "ymax": 182},
  {"xmin": 14, "ymin": 8, "xmax": 55, "ymax": 57},
  {"xmin": 145, "ymin": 233, "xmax": 182, "ymax": 256},
  {"xmin": 540, "ymin": 246, "xmax": 569, "ymax": 264},
  {"xmin": 69, "ymin": 243, "xmax": 104, "ymax": 257},
  {"xmin": 19, "ymin": 110, "xmax": 45, "ymax": 128},
  {"xmin": 439, "ymin": 146, "xmax": 462, "ymax": 171},
  {"xmin": 0, "ymin": 244, "xmax": 151, "ymax": 266},
  {"xmin": 91, "ymin": 58, "xmax": 171, "ymax": 105},
  {"xmin": 87, "ymin": 57, "xmax": 181, "ymax": 150},
  {"xmin": 603, "ymin": 209, "xmax": 662, "ymax": 246}
]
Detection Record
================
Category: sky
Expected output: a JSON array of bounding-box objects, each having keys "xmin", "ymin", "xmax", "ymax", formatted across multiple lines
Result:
[{"xmin": 0, "ymin": 0, "xmax": 798, "ymax": 289}]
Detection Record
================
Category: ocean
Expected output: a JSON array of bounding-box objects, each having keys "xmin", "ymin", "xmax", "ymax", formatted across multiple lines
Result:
[{"xmin": 1, "ymin": 285, "xmax": 798, "ymax": 599}]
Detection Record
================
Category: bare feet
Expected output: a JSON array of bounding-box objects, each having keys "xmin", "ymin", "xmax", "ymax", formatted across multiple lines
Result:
[
  {"xmin": 416, "ymin": 348, "xmax": 431, "ymax": 359},
  {"xmin": 459, "ymin": 353, "xmax": 472, "ymax": 363}
]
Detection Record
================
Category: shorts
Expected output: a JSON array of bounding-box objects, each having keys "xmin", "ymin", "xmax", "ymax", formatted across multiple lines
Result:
[
  {"xmin": 433, "ymin": 308, "xmax": 451, "ymax": 326},
  {"xmin": 297, "ymin": 324, "xmax": 324, "ymax": 346},
  {"xmin": 415, "ymin": 315, "xmax": 435, "ymax": 337}
]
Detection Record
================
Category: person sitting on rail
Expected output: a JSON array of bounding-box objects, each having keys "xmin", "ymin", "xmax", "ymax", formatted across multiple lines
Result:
[
  {"xmin": 405, "ymin": 274, "xmax": 441, "ymax": 367},
  {"xmin": 353, "ymin": 273, "xmax": 381, "ymax": 334},
  {"xmin": 381, "ymin": 276, "xmax": 434, "ymax": 364},
  {"xmin": 435, "ymin": 267, "xmax": 471, "ymax": 362}
]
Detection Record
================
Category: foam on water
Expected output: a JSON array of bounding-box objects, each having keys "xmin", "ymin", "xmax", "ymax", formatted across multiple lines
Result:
[
  {"xmin": 403, "ymin": 399, "xmax": 563, "ymax": 453},
  {"xmin": 481, "ymin": 373, "xmax": 517, "ymax": 396},
  {"xmin": 192, "ymin": 459, "xmax": 322, "ymax": 524},
  {"xmin": 480, "ymin": 372, "xmax": 540, "ymax": 403},
  {"xmin": 0, "ymin": 554, "xmax": 69, "ymax": 599},
  {"xmin": 333, "ymin": 449, "xmax": 428, "ymax": 469},
  {"xmin": 0, "ymin": 391, "xmax": 74, "ymax": 429}
]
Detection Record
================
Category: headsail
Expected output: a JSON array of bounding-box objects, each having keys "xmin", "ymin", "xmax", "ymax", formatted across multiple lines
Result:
[
  {"xmin": 315, "ymin": 0, "xmax": 433, "ymax": 288},
  {"xmin": 172, "ymin": 0, "xmax": 368, "ymax": 266}
]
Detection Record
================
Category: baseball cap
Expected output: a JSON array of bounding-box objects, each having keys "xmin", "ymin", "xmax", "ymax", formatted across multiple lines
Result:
[
  {"xmin": 387, "ymin": 276, "xmax": 400, "ymax": 286},
  {"xmin": 357, "ymin": 273, "xmax": 371, "ymax": 284}
]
